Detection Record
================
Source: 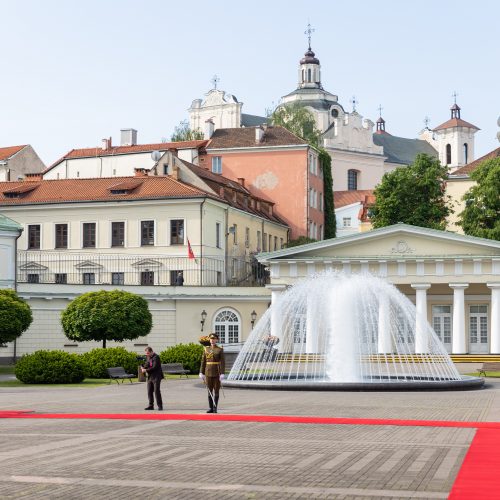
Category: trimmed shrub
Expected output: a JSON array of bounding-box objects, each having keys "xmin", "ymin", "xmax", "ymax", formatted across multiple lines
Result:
[
  {"xmin": 80, "ymin": 347, "xmax": 139, "ymax": 379},
  {"xmin": 159, "ymin": 343, "xmax": 204, "ymax": 374},
  {"xmin": 0, "ymin": 289, "xmax": 33, "ymax": 344},
  {"xmin": 15, "ymin": 350, "xmax": 85, "ymax": 384}
]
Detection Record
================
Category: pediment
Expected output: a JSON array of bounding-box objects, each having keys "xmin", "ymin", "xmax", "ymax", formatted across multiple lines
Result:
[
  {"xmin": 131, "ymin": 259, "xmax": 163, "ymax": 268},
  {"xmin": 74, "ymin": 260, "xmax": 104, "ymax": 270},
  {"xmin": 20, "ymin": 261, "xmax": 48, "ymax": 271},
  {"xmin": 262, "ymin": 224, "xmax": 500, "ymax": 262}
]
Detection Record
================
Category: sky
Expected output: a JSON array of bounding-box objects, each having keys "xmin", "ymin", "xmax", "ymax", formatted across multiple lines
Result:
[{"xmin": 1, "ymin": 0, "xmax": 499, "ymax": 167}]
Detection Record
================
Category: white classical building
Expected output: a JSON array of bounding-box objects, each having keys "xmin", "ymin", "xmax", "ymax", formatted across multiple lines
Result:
[
  {"xmin": 0, "ymin": 214, "xmax": 22, "ymax": 289},
  {"xmin": 259, "ymin": 224, "xmax": 500, "ymax": 355}
]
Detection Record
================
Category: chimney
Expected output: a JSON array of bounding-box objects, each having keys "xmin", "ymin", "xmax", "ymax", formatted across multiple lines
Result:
[
  {"xmin": 120, "ymin": 128, "xmax": 138, "ymax": 146},
  {"xmin": 134, "ymin": 168, "xmax": 148, "ymax": 177},
  {"xmin": 101, "ymin": 137, "xmax": 112, "ymax": 151},
  {"xmin": 237, "ymin": 177, "xmax": 245, "ymax": 187},
  {"xmin": 24, "ymin": 173, "xmax": 43, "ymax": 182},
  {"xmin": 204, "ymin": 119, "xmax": 215, "ymax": 139},
  {"xmin": 171, "ymin": 164, "xmax": 179, "ymax": 180},
  {"xmin": 255, "ymin": 126, "xmax": 264, "ymax": 144}
]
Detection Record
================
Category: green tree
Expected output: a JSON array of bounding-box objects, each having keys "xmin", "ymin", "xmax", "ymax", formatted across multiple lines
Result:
[
  {"xmin": 170, "ymin": 120, "xmax": 204, "ymax": 142},
  {"xmin": 370, "ymin": 153, "xmax": 452, "ymax": 230},
  {"xmin": 319, "ymin": 148, "xmax": 336, "ymax": 238},
  {"xmin": 458, "ymin": 157, "xmax": 500, "ymax": 240},
  {"xmin": 286, "ymin": 236, "xmax": 317, "ymax": 248},
  {"xmin": 269, "ymin": 103, "xmax": 321, "ymax": 146},
  {"xmin": 61, "ymin": 290, "xmax": 152, "ymax": 348},
  {"xmin": 0, "ymin": 289, "xmax": 32, "ymax": 345}
]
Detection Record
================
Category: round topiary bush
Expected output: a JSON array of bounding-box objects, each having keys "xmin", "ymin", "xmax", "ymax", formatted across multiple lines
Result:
[
  {"xmin": 15, "ymin": 350, "xmax": 85, "ymax": 384},
  {"xmin": 80, "ymin": 347, "xmax": 139, "ymax": 379},
  {"xmin": 159, "ymin": 343, "xmax": 204, "ymax": 374}
]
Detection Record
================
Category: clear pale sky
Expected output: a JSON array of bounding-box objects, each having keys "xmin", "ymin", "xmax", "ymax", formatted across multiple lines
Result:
[{"xmin": 1, "ymin": 0, "xmax": 499, "ymax": 166}]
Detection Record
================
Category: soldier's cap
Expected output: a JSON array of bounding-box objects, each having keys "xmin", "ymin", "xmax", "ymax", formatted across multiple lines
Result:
[{"xmin": 209, "ymin": 333, "xmax": 219, "ymax": 339}]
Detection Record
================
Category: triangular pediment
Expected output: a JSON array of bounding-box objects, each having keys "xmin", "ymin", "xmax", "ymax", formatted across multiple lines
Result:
[
  {"xmin": 131, "ymin": 259, "xmax": 163, "ymax": 268},
  {"xmin": 74, "ymin": 260, "xmax": 104, "ymax": 270},
  {"xmin": 19, "ymin": 262, "xmax": 48, "ymax": 271},
  {"xmin": 259, "ymin": 224, "xmax": 500, "ymax": 262}
]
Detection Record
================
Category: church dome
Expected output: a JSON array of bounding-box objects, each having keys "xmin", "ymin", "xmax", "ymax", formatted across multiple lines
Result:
[{"xmin": 300, "ymin": 48, "xmax": 319, "ymax": 65}]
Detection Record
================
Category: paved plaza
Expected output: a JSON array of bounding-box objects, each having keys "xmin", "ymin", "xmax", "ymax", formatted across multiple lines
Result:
[{"xmin": 0, "ymin": 374, "xmax": 499, "ymax": 499}]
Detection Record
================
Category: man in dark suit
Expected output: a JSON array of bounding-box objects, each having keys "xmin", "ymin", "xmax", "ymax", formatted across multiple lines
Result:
[{"xmin": 141, "ymin": 346, "xmax": 164, "ymax": 411}]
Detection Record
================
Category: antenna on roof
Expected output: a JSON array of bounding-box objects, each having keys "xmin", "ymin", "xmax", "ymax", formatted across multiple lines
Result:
[{"xmin": 151, "ymin": 151, "xmax": 162, "ymax": 162}]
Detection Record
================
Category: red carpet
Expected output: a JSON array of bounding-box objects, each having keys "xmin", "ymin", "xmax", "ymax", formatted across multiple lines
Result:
[
  {"xmin": 449, "ymin": 428, "xmax": 500, "ymax": 500},
  {"xmin": 2, "ymin": 410, "xmax": 500, "ymax": 498}
]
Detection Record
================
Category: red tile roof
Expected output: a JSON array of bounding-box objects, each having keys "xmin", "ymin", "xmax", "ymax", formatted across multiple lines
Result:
[
  {"xmin": 334, "ymin": 190, "xmax": 374, "ymax": 209},
  {"xmin": 0, "ymin": 176, "xmax": 215, "ymax": 205},
  {"xmin": 433, "ymin": 118, "xmax": 479, "ymax": 131},
  {"xmin": 453, "ymin": 147, "xmax": 500, "ymax": 176},
  {"xmin": 45, "ymin": 140, "xmax": 209, "ymax": 173},
  {"xmin": 0, "ymin": 145, "xmax": 27, "ymax": 161},
  {"xmin": 207, "ymin": 126, "xmax": 307, "ymax": 149}
]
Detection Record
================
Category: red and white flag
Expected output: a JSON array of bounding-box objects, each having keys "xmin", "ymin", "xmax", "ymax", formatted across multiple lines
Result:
[{"xmin": 187, "ymin": 238, "xmax": 196, "ymax": 261}]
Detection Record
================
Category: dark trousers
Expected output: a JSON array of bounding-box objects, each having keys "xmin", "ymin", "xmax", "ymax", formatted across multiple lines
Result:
[{"xmin": 147, "ymin": 378, "xmax": 163, "ymax": 408}]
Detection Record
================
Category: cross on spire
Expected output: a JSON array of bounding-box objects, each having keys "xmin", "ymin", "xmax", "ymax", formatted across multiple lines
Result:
[
  {"xmin": 377, "ymin": 104, "xmax": 383, "ymax": 118},
  {"xmin": 304, "ymin": 22, "xmax": 315, "ymax": 49},
  {"xmin": 351, "ymin": 96, "xmax": 358, "ymax": 112},
  {"xmin": 424, "ymin": 116, "xmax": 431, "ymax": 128},
  {"xmin": 452, "ymin": 90, "xmax": 458, "ymax": 104},
  {"xmin": 211, "ymin": 75, "xmax": 220, "ymax": 90}
]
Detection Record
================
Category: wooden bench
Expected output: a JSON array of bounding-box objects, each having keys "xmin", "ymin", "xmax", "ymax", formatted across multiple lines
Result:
[
  {"xmin": 161, "ymin": 363, "xmax": 190, "ymax": 378},
  {"xmin": 107, "ymin": 367, "xmax": 135, "ymax": 384},
  {"xmin": 477, "ymin": 362, "xmax": 500, "ymax": 377}
]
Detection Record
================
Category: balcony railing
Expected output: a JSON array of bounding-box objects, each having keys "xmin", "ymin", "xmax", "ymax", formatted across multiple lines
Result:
[{"xmin": 17, "ymin": 252, "xmax": 269, "ymax": 287}]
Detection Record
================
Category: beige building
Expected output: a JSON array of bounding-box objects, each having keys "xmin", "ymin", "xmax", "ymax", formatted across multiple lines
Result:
[{"xmin": 259, "ymin": 224, "xmax": 500, "ymax": 355}]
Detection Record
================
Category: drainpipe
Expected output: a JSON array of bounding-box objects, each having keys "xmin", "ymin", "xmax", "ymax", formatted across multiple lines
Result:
[
  {"xmin": 13, "ymin": 227, "xmax": 23, "ymax": 363},
  {"xmin": 199, "ymin": 198, "xmax": 206, "ymax": 286}
]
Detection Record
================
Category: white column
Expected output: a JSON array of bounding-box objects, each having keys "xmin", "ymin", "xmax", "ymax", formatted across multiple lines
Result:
[
  {"xmin": 487, "ymin": 283, "xmax": 500, "ymax": 354},
  {"xmin": 411, "ymin": 284, "xmax": 431, "ymax": 353},
  {"xmin": 450, "ymin": 283, "xmax": 469, "ymax": 354},
  {"xmin": 267, "ymin": 284, "xmax": 287, "ymax": 353},
  {"xmin": 377, "ymin": 294, "xmax": 392, "ymax": 353}
]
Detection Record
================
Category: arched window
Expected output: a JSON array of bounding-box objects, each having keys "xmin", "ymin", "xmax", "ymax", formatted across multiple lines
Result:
[
  {"xmin": 307, "ymin": 68, "xmax": 311, "ymax": 82},
  {"xmin": 463, "ymin": 143, "xmax": 468, "ymax": 164},
  {"xmin": 347, "ymin": 169, "xmax": 358, "ymax": 191},
  {"xmin": 446, "ymin": 144, "xmax": 452, "ymax": 165},
  {"xmin": 213, "ymin": 309, "xmax": 240, "ymax": 344}
]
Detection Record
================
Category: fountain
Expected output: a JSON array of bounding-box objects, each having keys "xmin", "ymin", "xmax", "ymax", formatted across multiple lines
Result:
[{"xmin": 225, "ymin": 272, "xmax": 484, "ymax": 390}]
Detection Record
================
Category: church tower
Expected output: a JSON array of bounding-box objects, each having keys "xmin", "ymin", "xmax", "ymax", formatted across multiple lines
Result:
[
  {"xmin": 431, "ymin": 98, "xmax": 479, "ymax": 171},
  {"xmin": 297, "ymin": 45, "xmax": 322, "ymax": 90}
]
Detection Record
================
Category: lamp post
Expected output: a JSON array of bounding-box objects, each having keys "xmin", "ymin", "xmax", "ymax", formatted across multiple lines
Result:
[
  {"xmin": 250, "ymin": 310, "xmax": 257, "ymax": 329},
  {"xmin": 200, "ymin": 310, "xmax": 207, "ymax": 332}
]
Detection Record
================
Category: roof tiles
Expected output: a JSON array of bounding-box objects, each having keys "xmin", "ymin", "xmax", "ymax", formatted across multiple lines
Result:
[{"xmin": 0, "ymin": 145, "xmax": 27, "ymax": 161}]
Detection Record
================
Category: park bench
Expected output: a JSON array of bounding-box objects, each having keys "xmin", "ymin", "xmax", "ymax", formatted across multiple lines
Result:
[
  {"xmin": 107, "ymin": 367, "xmax": 135, "ymax": 384},
  {"xmin": 161, "ymin": 363, "xmax": 190, "ymax": 378},
  {"xmin": 477, "ymin": 362, "xmax": 500, "ymax": 377}
]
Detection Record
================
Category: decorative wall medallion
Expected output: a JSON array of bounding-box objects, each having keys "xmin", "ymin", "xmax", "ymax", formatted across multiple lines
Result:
[{"xmin": 391, "ymin": 240, "xmax": 414, "ymax": 254}]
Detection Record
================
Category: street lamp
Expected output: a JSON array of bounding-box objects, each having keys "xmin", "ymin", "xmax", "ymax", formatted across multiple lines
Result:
[
  {"xmin": 200, "ymin": 310, "xmax": 207, "ymax": 331},
  {"xmin": 250, "ymin": 310, "xmax": 257, "ymax": 329}
]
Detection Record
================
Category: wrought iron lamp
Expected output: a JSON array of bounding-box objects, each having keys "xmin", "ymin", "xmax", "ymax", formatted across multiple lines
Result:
[
  {"xmin": 250, "ymin": 310, "xmax": 257, "ymax": 329},
  {"xmin": 200, "ymin": 310, "xmax": 207, "ymax": 331}
]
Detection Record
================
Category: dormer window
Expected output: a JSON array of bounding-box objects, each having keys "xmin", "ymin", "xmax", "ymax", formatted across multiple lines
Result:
[{"xmin": 110, "ymin": 189, "xmax": 128, "ymax": 195}]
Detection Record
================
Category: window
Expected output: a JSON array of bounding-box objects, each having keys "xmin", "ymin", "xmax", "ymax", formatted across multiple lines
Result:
[
  {"xmin": 55, "ymin": 273, "xmax": 67, "ymax": 284},
  {"xmin": 170, "ymin": 219, "xmax": 184, "ymax": 245},
  {"xmin": 280, "ymin": 237, "xmax": 284, "ymax": 249},
  {"xmin": 55, "ymin": 224, "xmax": 68, "ymax": 249},
  {"xmin": 257, "ymin": 231, "xmax": 262, "ymax": 251},
  {"xmin": 141, "ymin": 271, "xmax": 154, "ymax": 285},
  {"xmin": 470, "ymin": 305, "xmax": 488, "ymax": 344},
  {"xmin": 27, "ymin": 225, "xmax": 41, "ymax": 250},
  {"xmin": 446, "ymin": 144, "xmax": 452, "ymax": 165},
  {"xmin": 211, "ymin": 156, "xmax": 222, "ymax": 174},
  {"xmin": 463, "ymin": 143, "xmax": 468, "ymax": 164},
  {"xmin": 233, "ymin": 224, "xmax": 237, "ymax": 245},
  {"xmin": 141, "ymin": 220, "xmax": 154, "ymax": 246},
  {"xmin": 309, "ymin": 154, "xmax": 317, "ymax": 174},
  {"xmin": 245, "ymin": 227, "xmax": 250, "ymax": 248},
  {"xmin": 27, "ymin": 274, "xmax": 39, "ymax": 283},
  {"xmin": 432, "ymin": 305, "xmax": 452, "ymax": 344},
  {"xmin": 268, "ymin": 234, "xmax": 272, "ymax": 251},
  {"xmin": 111, "ymin": 222, "xmax": 125, "ymax": 247},
  {"xmin": 343, "ymin": 217, "xmax": 352, "ymax": 228},
  {"xmin": 163, "ymin": 164, "xmax": 169, "ymax": 175},
  {"xmin": 82, "ymin": 223, "xmax": 96, "ymax": 248},
  {"xmin": 307, "ymin": 68, "xmax": 311, "ymax": 82},
  {"xmin": 112, "ymin": 272, "xmax": 124, "ymax": 285},
  {"xmin": 319, "ymin": 193, "xmax": 323, "ymax": 212},
  {"xmin": 274, "ymin": 236, "xmax": 278, "ymax": 251},
  {"xmin": 347, "ymin": 170, "xmax": 358, "ymax": 191},
  {"xmin": 82, "ymin": 273, "xmax": 95, "ymax": 285},
  {"xmin": 214, "ymin": 309, "xmax": 240, "ymax": 344},
  {"xmin": 169, "ymin": 270, "xmax": 183, "ymax": 285},
  {"xmin": 263, "ymin": 233, "xmax": 267, "ymax": 251},
  {"xmin": 216, "ymin": 222, "xmax": 221, "ymax": 248}
]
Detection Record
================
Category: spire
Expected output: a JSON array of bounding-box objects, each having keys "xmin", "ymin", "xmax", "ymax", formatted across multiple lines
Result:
[
  {"xmin": 375, "ymin": 105, "xmax": 387, "ymax": 134},
  {"xmin": 450, "ymin": 91, "xmax": 461, "ymax": 119},
  {"xmin": 297, "ymin": 23, "xmax": 322, "ymax": 89}
]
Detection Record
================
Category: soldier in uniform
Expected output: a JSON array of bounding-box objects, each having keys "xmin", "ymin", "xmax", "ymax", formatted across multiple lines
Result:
[{"xmin": 199, "ymin": 333, "xmax": 225, "ymax": 413}]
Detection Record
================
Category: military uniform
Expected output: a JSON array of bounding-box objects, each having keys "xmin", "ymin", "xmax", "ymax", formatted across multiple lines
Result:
[{"xmin": 200, "ymin": 343, "xmax": 225, "ymax": 413}]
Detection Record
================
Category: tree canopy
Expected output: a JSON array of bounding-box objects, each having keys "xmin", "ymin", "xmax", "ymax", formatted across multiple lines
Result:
[
  {"xmin": 0, "ymin": 289, "xmax": 33, "ymax": 345},
  {"xmin": 269, "ymin": 103, "xmax": 321, "ymax": 146},
  {"xmin": 170, "ymin": 120, "xmax": 204, "ymax": 142},
  {"xmin": 370, "ymin": 153, "xmax": 452, "ymax": 230},
  {"xmin": 61, "ymin": 290, "xmax": 152, "ymax": 348},
  {"xmin": 458, "ymin": 157, "xmax": 500, "ymax": 240}
]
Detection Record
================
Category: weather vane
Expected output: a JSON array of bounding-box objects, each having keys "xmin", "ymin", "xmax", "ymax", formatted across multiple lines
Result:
[
  {"xmin": 452, "ymin": 90, "xmax": 458, "ymax": 104},
  {"xmin": 211, "ymin": 75, "xmax": 220, "ymax": 90},
  {"xmin": 351, "ymin": 96, "xmax": 358, "ymax": 112},
  {"xmin": 304, "ymin": 22, "xmax": 315, "ymax": 49},
  {"xmin": 377, "ymin": 104, "xmax": 383, "ymax": 118},
  {"xmin": 424, "ymin": 116, "xmax": 430, "ymax": 128}
]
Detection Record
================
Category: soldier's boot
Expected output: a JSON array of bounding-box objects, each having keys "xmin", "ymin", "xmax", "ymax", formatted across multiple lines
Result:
[
  {"xmin": 214, "ymin": 395, "xmax": 219, "ymax": 413},
  {"xmin": 206, "ymin": 395, "xmax": 214, "ymax": 413}
]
